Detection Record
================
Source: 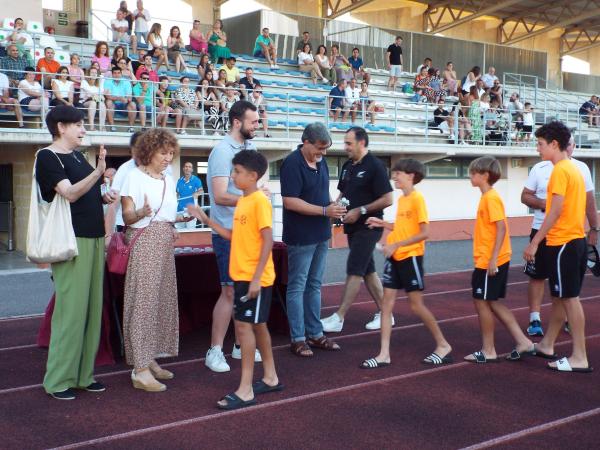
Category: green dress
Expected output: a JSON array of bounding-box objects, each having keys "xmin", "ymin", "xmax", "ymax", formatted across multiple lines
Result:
[
  {"xmin": 468, "ymin": 100, "xmax": 483, "ymax": 143},
  {"xmin": 208, "ymin": 32, "xmax": 231, "ymax": 63}
]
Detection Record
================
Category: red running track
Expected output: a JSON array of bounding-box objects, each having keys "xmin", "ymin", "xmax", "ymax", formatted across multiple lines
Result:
[{"xmin": 0, "ymin": 267, "xmax": 598, "ymax": 449}]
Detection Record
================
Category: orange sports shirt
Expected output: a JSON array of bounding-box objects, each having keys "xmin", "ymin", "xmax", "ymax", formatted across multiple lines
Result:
[
  {"xmin": 229, "ymin": 190, "xmax": 275, "ymax": 286},
  {"xmin": 545, "ymin": 159, "xmax": 586, "ymax": 246},
  {"xmin": 35, "ymin": 59, "xmax": 60, "ymax": 81},
  {"xmin": 386, "ymin": 190, "xmax": 428, "ymax": 261},
  {"xmin": 473, "ymin": 189, "xmax": 511, "ymax": 269}
]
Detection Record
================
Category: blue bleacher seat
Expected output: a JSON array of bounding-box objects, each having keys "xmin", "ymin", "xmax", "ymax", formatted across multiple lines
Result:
[
  {"xmin": 263, "ymin": 92, "xmax": 278, "ymax": 99},
  {"xmin": 268, "ymin": 120, "xmax": 278, "ymax": 127}
]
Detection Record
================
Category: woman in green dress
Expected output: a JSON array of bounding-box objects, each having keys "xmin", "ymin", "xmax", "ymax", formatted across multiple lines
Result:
[
  {"xmin": 467, "ymin": 86, "xmax": 483, "ymax": 144},
  {"xmin": 207, "ymin": 19, "xmax": 231, "ymax": 64}
]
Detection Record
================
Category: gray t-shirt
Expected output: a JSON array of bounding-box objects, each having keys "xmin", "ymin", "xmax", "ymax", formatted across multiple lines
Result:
[{"xmin": 207, "ymin": 134, "xmax": 257, "ymax": 229}]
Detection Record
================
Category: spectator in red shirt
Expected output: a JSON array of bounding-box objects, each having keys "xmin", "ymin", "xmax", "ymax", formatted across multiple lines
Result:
[
  {"xmin": 36, "ymin": 47, "xmax": 60, "ymax": 89},
  {"xmin": 135, "ymin": 54, "xmax": 159, "ymax": 82}
]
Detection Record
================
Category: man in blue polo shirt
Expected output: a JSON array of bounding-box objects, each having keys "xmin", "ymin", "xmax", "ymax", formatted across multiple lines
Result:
[
  {"xmin": 176, "ymin": 161, "xmax": 203, "ymax": 229},
  {"xmin": 329, "ymin": 79, "xmax": 347, "ymax": 122},
  {"xmin": 280, "ymin": 122, "xmax": 346, "ymax": 357},
  {"xmin": 348, "ymin": 47, "xmax": 370, "ymax": 84}
]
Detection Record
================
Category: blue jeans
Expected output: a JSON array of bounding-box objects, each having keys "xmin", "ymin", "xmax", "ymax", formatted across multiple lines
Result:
[{"xmin": 286, "ymin": 240, "xmax": 328, "ymax": 342}]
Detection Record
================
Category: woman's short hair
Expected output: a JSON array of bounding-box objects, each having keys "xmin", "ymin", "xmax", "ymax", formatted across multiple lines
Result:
[
  {"xmin": 317, "ymin": 45, "xmax": 327, "ymax": 54},
  {"xmin": 45, "ymin": 105, "xmax": 85, "ymax": 138},
  {"xmin": 133, "ymin": 129, "xmax": 180, "ymax": 166},
  {"xmin": 469, "ymin": 156, "xmax": 501, "ymax": 185}
]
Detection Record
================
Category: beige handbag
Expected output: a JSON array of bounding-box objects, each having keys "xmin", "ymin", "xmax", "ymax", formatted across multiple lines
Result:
[{"xmin": 26, "ymin": 149, "xmax": 78, "ymax": 264}]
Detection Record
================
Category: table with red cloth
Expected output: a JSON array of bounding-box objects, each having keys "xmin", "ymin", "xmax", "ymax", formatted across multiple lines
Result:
[{"xmin": 37, "ymin": 243, "xmax": 289, "ymax": 366}]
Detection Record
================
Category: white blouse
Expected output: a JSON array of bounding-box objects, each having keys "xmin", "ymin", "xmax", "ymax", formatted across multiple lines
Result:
[
  {"xmin": 53, "ymin": 79, "xmax": 73, "ymax": 98},
  {"xmin": 80, "ymin": 79, "xmax": 103, "ymax": 102},
  {"xmin": 17, "ymin": 79, "xmax": 42, "ymax": 101},
  {"xmin": 298, "ymin": 52, "xmax": 314, "ymax": 65}
]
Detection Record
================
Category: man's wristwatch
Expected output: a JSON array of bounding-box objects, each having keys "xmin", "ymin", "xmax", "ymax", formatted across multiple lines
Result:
[
  {"xmin": 591, "ymin": 227, "xmax": 600, "ymax": 232},
  {"xmin": 360, "ymin": 206, "xmax": 368, "ymax": 215}
]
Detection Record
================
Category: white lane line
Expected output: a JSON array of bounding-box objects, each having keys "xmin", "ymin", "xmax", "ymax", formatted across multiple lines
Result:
[
  {"xmin": 2, "ymin": 295, "xmax": 599, "ymax": 396},
  {"xmin": 51, "ymin": 333, "xmax": 600, "ymax": 450},
  {"xmin": 0, "ymin": 313, "xmax": 44, "ymax": 322},
  {"xmin": 0, "ymin": 343, "xmax": 38, "ymax": 352},
  {"xmin": 460, "ymin": 407, "xmax": 600, "ymax": 450}
]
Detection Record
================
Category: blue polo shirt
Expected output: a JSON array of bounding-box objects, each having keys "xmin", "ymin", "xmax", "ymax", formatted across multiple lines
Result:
[
  {"xmin": 176, "ymin": 175, "xmax": 203, "ymax": 212},
  {"xmin": 280, "ymin": 145, "xmax": 331, "ymax": 246},
  {"xmin": 349, "ymin": 56, "xmax": 363, "ymax": 70},
  {"xmin": 104, "ymin": 78, "xmax": 132, "ymax": 98},
  {"xmin": 329, "ymin": 86, "xmax": 344, "ymax": 109}
]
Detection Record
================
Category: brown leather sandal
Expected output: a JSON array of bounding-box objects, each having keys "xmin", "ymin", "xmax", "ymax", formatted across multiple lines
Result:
[
  {"xmin": 290, "ymin": 341, "xmax": 314, "ymax": 357},
  {"xmin": 307, "ymin": 336, "xmax": 341, "ymax": 351}
]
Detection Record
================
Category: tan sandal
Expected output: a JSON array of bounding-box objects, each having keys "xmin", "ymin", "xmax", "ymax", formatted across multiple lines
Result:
[
  {"xmin": 149, "ymin": 363, "xmax": 174, "ymax": 380},
  {"xmin": 290, "ymin": 341, "xmax": 313, "ymax": 357},
  {"xmin": 131, "ymin": 370, "xmax": 166, "ymax": 392},
  {"xmin": 307, "ymin": 336, "xmax": 341, "ymax": 351}
]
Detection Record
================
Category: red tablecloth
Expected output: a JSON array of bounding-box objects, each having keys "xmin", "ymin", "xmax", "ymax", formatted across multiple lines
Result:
[{"xmin": 37, "ymin": 243, "xmax": 288, "ymax": 366}]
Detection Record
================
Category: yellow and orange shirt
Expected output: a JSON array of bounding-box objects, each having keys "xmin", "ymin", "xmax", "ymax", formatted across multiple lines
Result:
[
  {"xmin": 473, "ymin": 189, "xmax": 511, "ymax": 269},
  {"xmin": 387, "ymin": 190, "xmax": 428, "ymax": 262}
]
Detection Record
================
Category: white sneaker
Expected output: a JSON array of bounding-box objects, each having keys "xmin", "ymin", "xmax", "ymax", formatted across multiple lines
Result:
[
  {"xmin": 365, "ymin": 312, "xmax": 395, "ymax": 330},
  {"xmin": 321, "ymin": 77, "xmax": 328, "ymax": 83},
  {"xmin": 205, "ymin": 346, "xmax": 230, "ymax": 372},
  {"xmin": 231, "ymin": 344, "xmax": 262, "ymax": 362},
  {"xmin": 273, "ymin": 64, "xmax": 279, "ymax": 69},
  {"xmin": 320, "ymin": 312, "xmax": 344, "ymax": 332}
]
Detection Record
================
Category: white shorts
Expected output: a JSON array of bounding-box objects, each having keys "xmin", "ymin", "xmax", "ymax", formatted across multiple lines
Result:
[{"xmin": 389, "ymin": 65, "xmax": 402, "ymax": 77}]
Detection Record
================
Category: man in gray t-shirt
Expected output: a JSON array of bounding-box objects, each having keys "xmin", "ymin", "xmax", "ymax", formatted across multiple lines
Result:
[{"xmin": 205, "ymin": 100, "xmax": 260, "ymax": 373}]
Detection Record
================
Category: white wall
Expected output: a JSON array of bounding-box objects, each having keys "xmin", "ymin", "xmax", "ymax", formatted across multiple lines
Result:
[{"xmin": 4, "ymin": 1, "xmax": 44, "ymax": 24}]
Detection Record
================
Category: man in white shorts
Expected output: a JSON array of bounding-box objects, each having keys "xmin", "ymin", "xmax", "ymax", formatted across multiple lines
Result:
[
  {"xmin": 386, "ymin": 36, "xmax": 403, "ymax": 90},
  {"xmin": 520, "ymin": 135, "xmax": 598, "ymax": 337}
]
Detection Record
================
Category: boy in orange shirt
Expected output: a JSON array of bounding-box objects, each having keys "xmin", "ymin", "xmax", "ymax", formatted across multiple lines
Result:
[
  {"xmin": 524, "ymin": 122, "xmax": 592, "ymax": 373},
  {"xmin": 466, "ymin": 156, "xmax": 534, "ymax": 363},
  {"xmin": 189, "ymin": 150, "xmax": 283, "ymax": 408},
  {"xmin": 361, "ymin": 159, "xmax": 452, "ymax": 368}
]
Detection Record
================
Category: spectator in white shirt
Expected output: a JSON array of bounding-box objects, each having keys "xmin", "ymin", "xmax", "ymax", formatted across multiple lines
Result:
[
  {"xmin": 5, "ymin": 17, "xmax": 33, "ymax": 63},
  {"xmin": 344, "ymin": 78, "xmax": 361, "ymax": 123},
  {"xmin": 132, "ymin": 0, "xmax": 151, "ymax": 44},
  {"xmin": 481, "ymin": 66, "xmax": 499, "ymax": 89},
  {"xmin": 0, "ymin": 71, "xmax": 24, "ymax": 127},
  {"xmin": 111, "ymin": 10, "xmax": 138, "ymax": 54}
]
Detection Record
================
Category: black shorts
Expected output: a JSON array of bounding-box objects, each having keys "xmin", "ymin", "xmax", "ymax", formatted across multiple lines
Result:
[
  {"xmin": 524, "ymin": 228, "xmax": 548, "ymax": 280},
  {"xmin": 233, "ymin": 281, "xmax": 273, "ymax": 324},
  {"xmin": 382, "ymin": 256, "xmax": 425, "ymax": 292},
  {"xmin": 522, "ymin": 125, "xmax": 533, "ymax": 133},
  {"xmin": 547, "ymin": 238, "xmax": 587, "ymax": 299},
  {"xmin": 346, "ymin": 228, "xmax": 382, "ymax": 277},
  {"xmin": 472, "ymin": 262, "xmax": 510, "ymax": 301}
]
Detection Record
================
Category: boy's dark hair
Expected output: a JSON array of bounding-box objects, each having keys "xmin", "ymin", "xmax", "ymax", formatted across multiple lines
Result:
[
  {"xmin": 111, "ymin": 66, "xmax": 122, "ymax": 73},
  {"xmin": 159, "ymin": 75, "xmax": 169, "ymax": 82},
  {"xmin": 229, "ymin": 100, "xmax": 257, "ymax": 126},
  {"xmin": 524, "ymin": 102, "xmax": 531, "ymax": 107},
  {"xmin": 347, "ymin": 126, "xmax": 368, "ymax": 147},
  {"xmin": 45, "ymin": 105, "xmax": 85, "ymax": 138},
  {"xmin": 232, "ymin": 150, "xmax": 268, "ymax": 179},
  {"xmin": 392, "ymin": 158, "xmax": 425, "ymax": 185},
  {"xmin": 395, "ymin": 35, "xmax": 403, "ymax": 40},
  {"xmin": 469, "ymin": 156, "xmax": 501, "ymax": 185},
  {"xmin": 534, "ymin": 121, "xmax": 571, "ymax": 151},
  {"xmin": 352, "ymin": 47, "xmax": 359, "ymax": 52}
]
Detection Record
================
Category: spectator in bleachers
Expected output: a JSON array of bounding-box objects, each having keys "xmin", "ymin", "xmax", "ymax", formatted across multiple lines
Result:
[
  {"xmin": 202, "ymin": 69, "xmax": 215, "ymax": 88},
  {"xmin": 197, "ymin": 78, "xmax": 220, "ymax": 130},
  {"xmin": 167, "ymin": 26, "xmax": 188, "ymax": 73},
  {"xmin": 104, "ymin": 66, "xmax": 137, "ymax": 132},
  {"xmin": 220, "ymin": 57, "xmax": 240, "ymax": 83},
  {"xmin": 315, "ymin": 45, "xmax": 336, "ymax": 86},
  {"xmin": 5, "ymin": 18, "xmax": 33, "ymax": 63},
  {"xmin": 359, "ymin": 82, "xmax": 379, "ymax": 125},
  {"xmin": 330, "ymin": 44, "xmax": 353, "ymax": 83},
  {"xmin": 197, "ymin": 54, "xmax": 210, "ymax": 79},
  {"xmin": 253, "ymin": 27, "xmax": 279, "ymax": 69},
  {"xmin": 479, "ymin": 92, "xmax": 491, "ymax": 112},
  {"xmin": 296, "ymin": 31, "xmax": 312, "ymax": 54},
  {"xmin": 386, "ymin": 36, "xmax": 403, "ymax": 90},
  {"xmin": 1, "ymin": 44, "xmax": 28, "ymax": 90},
  {"xmin": 348, "ymin": 48, "xmax": 370, "ymax": 84},
  {"xmin": 156, "ymin": 75, "xmax": 182, "ymax": 130},
  {"xmin": 36, "ymin": 47, "xmax": 60, "ymax": 90},
  {"xmin": 207, "ymin": 19, "xmax": 231, "ymax": 65},
  {"xmin": 173, "ymin": 75, "xmax": 203, "ymax": 134},
  {"xmin": 298, "ymin": 43, "xmax": 328, "ymax": 85},
  {"xmin": 520, "ymin": 102, "xmax": 534, "ymax": 143},
  {"xmin": 428, "ymin": 68, "xmax": 447, "ymax": 103},
  {"xmin": 579, "ymin": 95, "xmax": 599, "ymax": 127},
  {"xmin": 249, "ymin": 83, "xmax": 271, "ymax": 137},
  {"xmin": 113, "ymin": 58, "xmax": 136, "ymax": 81},
  {"xmin": 476, "ymin": 79, "xmax": 486, "ymax": 98},
  {"xmin": 443, "ymin": 62, "xmax": 458, "ymax": 96},
  {"xmin": 461, "ymin": 66, "xmax": 481, "ymax": 96},
  {"xmin": 111, "ymin": 9, "xmax": 138, "ymax": 55},
  {"xmin": 189, "ymin": 19, "xmax": 208, "ymax": 55},
  {"xmin": 414, "ymin": 67, "xmax": 435, "ymax": 102},
  {"xmin": 239, "ymin": 67, "xmax": 260, "ymax": 99},
  {"xmin": 345, "ymin": 78, "xmax": 361, "ymax": 123},
  {"xmin": 467, "ymin": 87, "xmax": 483, "ymax": 144},
  {"xmin": 17, "ymin": 67, "xmax": 48, "ymax": 124},
  {"xmin": 119, "ymin": 1, "xmax": 135, "ymax": 34},
  {"xmin": 133, "ymin": 0, "xmax": 151, "ymax": 44},
  {"xmin": 416, "ymin": 57, "xmax": 432, "ymax": 74},
  {"xmin": 131, "ymin": 48, "xmax": 147, "ymax": 74},
  {"xmin": 50, "ymin": 67, "xmax": 77, "ymax": 108},
  {"xmin": 91, "ymin": 41, "xmax": 112, "ymax": 73},
  {"xmin": 79, "ymin": 67, "xmax": 106, "ymax": 131},
  {"xmin": 0, "ymin": 70, "xmax": 24, "ymax": 127},
  {"xmin": 111, "ymin": 46, "xmax": 133, "ymax": 71},
  {"xmin": 329, "ymin": 79, "xmax": 347, "ymax": 122},
  {"xmin": 481, "ymin": 66, "xmax": 498, "ymax": 89},
  {"xmin": 132, "ymin": 73, "xmax": 154, "ymax": 129},
  {"xmin": 135, "ymin": 54, "xmax": 158, "ymax": 82},
  {"xmin": 505, "ymin": 92, "xmax": 524, "ymax": 124},
  {"xmin": 489, "ymin": 79, "xmax": 503, "ymax": 105},
  {"xmin": 67, "ymin": 54, "xmax": 84, "ymax": 105},
  {"xmin": 219, "ymin": 83, "xmax": 240, "ymax": 132},
  {"xmin": 147, "ymin": 23, "xmax": 169, "ymax": 72},
  {"xmin": 432, "ymin": 99, "xmax": 453, "ymax": 139},
  {"xmin": 215, "ymin": 68, "xmax": 228, "ymax": 93}
]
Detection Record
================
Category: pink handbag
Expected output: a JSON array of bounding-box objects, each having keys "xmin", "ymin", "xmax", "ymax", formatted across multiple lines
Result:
[{"xmin": 106, "ymin": 178, "xmax": 166, "ymax": 275}]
